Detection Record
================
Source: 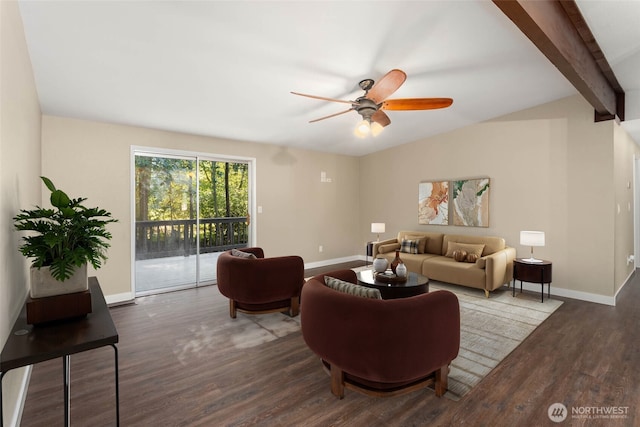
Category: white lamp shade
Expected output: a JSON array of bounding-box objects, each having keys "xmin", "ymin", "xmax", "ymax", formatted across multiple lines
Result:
[
  {"xmin": 520, "ymin": 231, "xmax": 545, "ymax": 247},
  {"xmin": 371, "ymin": 223, "xmax": 386, "ymax": 233}
]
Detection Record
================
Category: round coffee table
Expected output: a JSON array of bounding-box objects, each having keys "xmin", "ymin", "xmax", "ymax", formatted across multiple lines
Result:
[{"xmin": 356, "ymin": 269, "xmax": 429, "ymax": 299}]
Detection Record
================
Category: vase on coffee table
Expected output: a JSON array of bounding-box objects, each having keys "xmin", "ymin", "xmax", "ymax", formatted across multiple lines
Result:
[
  {"xmin": 396, "ymin": 261, "xmax": 407, "ymax": 278},
  {"xmin": 373, "ymin": 256, "xmax": 388, "ymax": 273},
  {"xmin": 391, "ymin": 250, "xmax": 402, "ymax": 274}
]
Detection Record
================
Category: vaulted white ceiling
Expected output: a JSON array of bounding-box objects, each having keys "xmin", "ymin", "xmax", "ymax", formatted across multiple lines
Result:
[{"xmin": 18, "ymin": 1, "xmax": 640, "ymax": 157}]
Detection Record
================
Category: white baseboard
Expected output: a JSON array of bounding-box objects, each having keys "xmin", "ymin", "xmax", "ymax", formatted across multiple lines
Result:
[
  {"xmin": 513, "ymin": 281, "xmax": 616, "ymax": 306},
  {"xmin": 515, "ymin": 268, "xmax": 637, "ymax": 306},
  {"xmin": 304, "ymin": 255, "xmax": 362, "ymax": 270},
  {"xmin": 105, "ymin": 291, "xmax": 135, "ymax": 306},
  {"xmin": 613, "ymin": 268, "xmax": 636, "ymax": 304}
]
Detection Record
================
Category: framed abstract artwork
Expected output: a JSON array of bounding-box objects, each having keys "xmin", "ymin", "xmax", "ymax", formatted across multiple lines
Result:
[
  {"xmin": 418, "ymin": 181, "xmax": 449, "ymax": 225},
  {"xmin": 452, "ymin": 178, "xmax": 490, "ymax": 227}
]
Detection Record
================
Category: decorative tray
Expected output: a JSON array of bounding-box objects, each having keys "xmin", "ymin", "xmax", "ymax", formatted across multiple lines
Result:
[{"xmin": 374, "ymin": 271, "xmax": 407, "ymax": 283}]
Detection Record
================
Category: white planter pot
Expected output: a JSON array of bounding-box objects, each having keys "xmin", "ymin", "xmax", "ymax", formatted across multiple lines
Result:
[{"xmin": 30, "ymin": 264, "xmax": 88, "ymax": 298}]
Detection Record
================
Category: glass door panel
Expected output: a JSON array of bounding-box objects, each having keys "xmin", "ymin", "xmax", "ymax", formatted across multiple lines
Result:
[
  {"xmin": 198, "ymin": 160, "xmax": 250, "ymax": 283},
  {"xmin": 134, "ymin": 154, "xmax": 197, "ymax": 295}
]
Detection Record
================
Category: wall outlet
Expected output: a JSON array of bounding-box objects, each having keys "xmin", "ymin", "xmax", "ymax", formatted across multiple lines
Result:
[
  {"xmin": 320, "ymin": 171, "xmax": 332, "ymax": 183},
  {"xmin": 319, "ymin": 245, "xmax": 323, "ymax": 253},
  {"xmin": 627, "ymin": 255, "xmax": 635, "ymax": 265}
]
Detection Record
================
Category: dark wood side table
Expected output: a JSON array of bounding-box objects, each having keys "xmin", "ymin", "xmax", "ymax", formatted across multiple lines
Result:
[
  {"xmin": 365, "ymin": 242, "xmax": 374, "ymax": 265},
  {"xmin": 1, "ymin": 277, "xmax": 119, "ymax": 427},
  {"xmin": 513, "ymin": 259, "xmax": 552, "ymax": 303}
]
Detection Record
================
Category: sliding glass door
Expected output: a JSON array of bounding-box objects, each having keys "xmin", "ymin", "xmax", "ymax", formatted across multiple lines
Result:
[
  {"xmin": 133, "ymin": 150, "xmax": 251, "ymax": 296},
  {"xmin": 197, "ymin": 159, "xmax": 250, "ymax": 284}
]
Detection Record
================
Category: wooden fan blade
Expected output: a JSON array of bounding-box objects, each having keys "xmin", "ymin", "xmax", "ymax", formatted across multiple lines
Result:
[
  {"xmin": 309, "ymin": 108, "xmax": 354, "ymax": 123},
  {"xmin": 381, "ymin": 98, "xmax": 453, "ymax": 111},
  {"xmin": 291, "ymin": 92, "xmax": 355, "ymax": 105},
  {"xmin": 371, "ymin": 110, "xmax": 391, "ymax": 127},
  {"xmin": 366, "ymin": 69, "xmax": 407, "ymax": 103}
]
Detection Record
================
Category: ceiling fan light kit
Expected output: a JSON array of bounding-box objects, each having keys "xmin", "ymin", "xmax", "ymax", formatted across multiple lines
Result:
[
  {"xmin": 371, "ymin": 121, "xmax": 384, "ymax": 137},
  {"xmin": 354, "ymin": 119, "xmax": 371, "ymax": 138},
  {"xmin": 292, "ymin": 69, "xmax": 453, "ymax": 138},
  {"xmin": 354, "ymin": 119, "xmax": 384, "ymax": 138}
]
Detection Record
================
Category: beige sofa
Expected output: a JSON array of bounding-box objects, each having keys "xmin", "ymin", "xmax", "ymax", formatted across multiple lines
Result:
[{"xmin": 372, "ymin": 231, "xmax": 516, "ymax": 297}]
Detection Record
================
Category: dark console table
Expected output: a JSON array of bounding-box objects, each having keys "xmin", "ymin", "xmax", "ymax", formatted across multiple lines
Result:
[{"xmin": 0, "ymin": 277, "xmax": 119, "ymax": 427}]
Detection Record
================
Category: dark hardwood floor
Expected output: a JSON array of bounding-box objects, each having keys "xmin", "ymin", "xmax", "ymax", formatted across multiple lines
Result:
[{"xmin": 19, "ymin": 262, "xmax": 638, "ymax": 426}]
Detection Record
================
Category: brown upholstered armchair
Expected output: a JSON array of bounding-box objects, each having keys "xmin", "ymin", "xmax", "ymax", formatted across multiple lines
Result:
[
  {"xmin": 301, "ymin": 269, "xmax": 460, "ymax": 398},
  {"xmin": 216, "ymin": 247, "xmax": 305, "ymax": 318}
]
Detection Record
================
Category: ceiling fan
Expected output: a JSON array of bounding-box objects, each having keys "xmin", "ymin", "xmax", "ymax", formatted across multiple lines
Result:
[{"xmin": 291, "ymin": 69, "xmax": 453, "ymax": 137}]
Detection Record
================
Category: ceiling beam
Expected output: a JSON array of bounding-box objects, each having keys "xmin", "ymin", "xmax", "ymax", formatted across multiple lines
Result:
[{"xmin": 493, "ymin": 0, "xmax": 624, "ymax": 121}]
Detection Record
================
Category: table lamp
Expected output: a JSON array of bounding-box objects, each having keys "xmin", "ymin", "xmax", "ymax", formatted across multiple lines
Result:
[
  {"xmin": 520, "ymin": 231, "xmax": 545, "ymax": 263},
  {"xmin": 371, "ymin": 223, "xmax": 385, "ymax": 242}
]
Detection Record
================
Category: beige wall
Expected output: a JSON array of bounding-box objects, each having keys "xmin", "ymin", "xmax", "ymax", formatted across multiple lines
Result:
[
  {"xmin": 41, "ymin": 96, "xmax": 639, "ymax": 303},
  {"xmin": 360, "ymin": 95, "xmax": 635, "ymax": 301},
  {"xmin": 613, "ymin": 121, "xmax": 639, "ymax": 293},
  {"xmin": 41, "ymin": 116, "xmax": 360, "ymax": 298},
  {"xmin": 1, "ymin": 1, "xmax": 42, "ymax": 424}
]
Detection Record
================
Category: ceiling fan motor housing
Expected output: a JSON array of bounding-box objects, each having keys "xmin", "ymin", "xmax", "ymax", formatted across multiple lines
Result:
[{"xmin": 354, "ymin": 97, "xmax": 379, "ymax": 121}]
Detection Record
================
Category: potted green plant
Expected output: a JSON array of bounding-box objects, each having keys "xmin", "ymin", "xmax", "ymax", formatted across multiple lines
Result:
[{"xmin": 13, "ymin": 176, "xmax": 117, "ymax": 298}]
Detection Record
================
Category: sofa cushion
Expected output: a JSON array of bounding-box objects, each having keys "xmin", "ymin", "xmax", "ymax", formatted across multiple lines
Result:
[
  {"xmin": 445, "ymin": 242, "xmax": 485, "ymax": 259},
  {"xmin": 422, "ymin": 257, "xmax": 486, "ymax": 289},
  {"xmin": 324, "ymin": 276, "xmax": 382, "ymax": 299},
  {"xmin": 400, "ymin": 239, "xmax": 420, "ymax": 254},
  {"xmin": 379, "ymin": 252, "xmax": 438, "ymax": 274},
  {"xmin": 378, "ymin": 242, "xmax": 401, "ymax": 254},
  {"xmin": 404, "ymin": 235, "xmax": 428, "ymax": 253},
  {"xmin": 231, "ymin": 248, "xmax": 257, "ymax": 259}
]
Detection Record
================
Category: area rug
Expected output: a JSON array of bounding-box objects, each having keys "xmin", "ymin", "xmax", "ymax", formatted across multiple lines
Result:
[
  {"xmin": 429, "ymin": 279, "xmax": 562, "ymax": 399},
  {"xmin": 229, "ymin": 268, "xmax": 562, "ymax": 400},
  {"xmin": 229, "ymin": 312, "xmax": 300, "ymax": 350}
]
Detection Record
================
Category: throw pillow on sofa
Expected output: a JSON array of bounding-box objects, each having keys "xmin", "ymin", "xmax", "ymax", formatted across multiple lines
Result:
[
  {"xmin": 452, "ymin": 250, "xmax": 468, "ymax": 262},
  {"xmin": 400, "ymin": 239, "xmax": 420, "ymax": 254},
  {"xmin": 324, "ymin": 276, "xmax": 382, "ymax": 299},
  {"xmin": 445, "ymin": 242, "xmax": 485, "ymax": 259},
  {"xmin": 404, "ymin": 235, "xmax": 428, "ymax": 253},
  {"xmin": 466, "ymin": 253, "xmax": 479, "ymax": 263}
]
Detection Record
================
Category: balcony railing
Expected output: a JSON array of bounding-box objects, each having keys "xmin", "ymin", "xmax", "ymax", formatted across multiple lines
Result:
[{"xmin": 135, "ymin": 217, "xmax": 248, "ymax": 260}]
